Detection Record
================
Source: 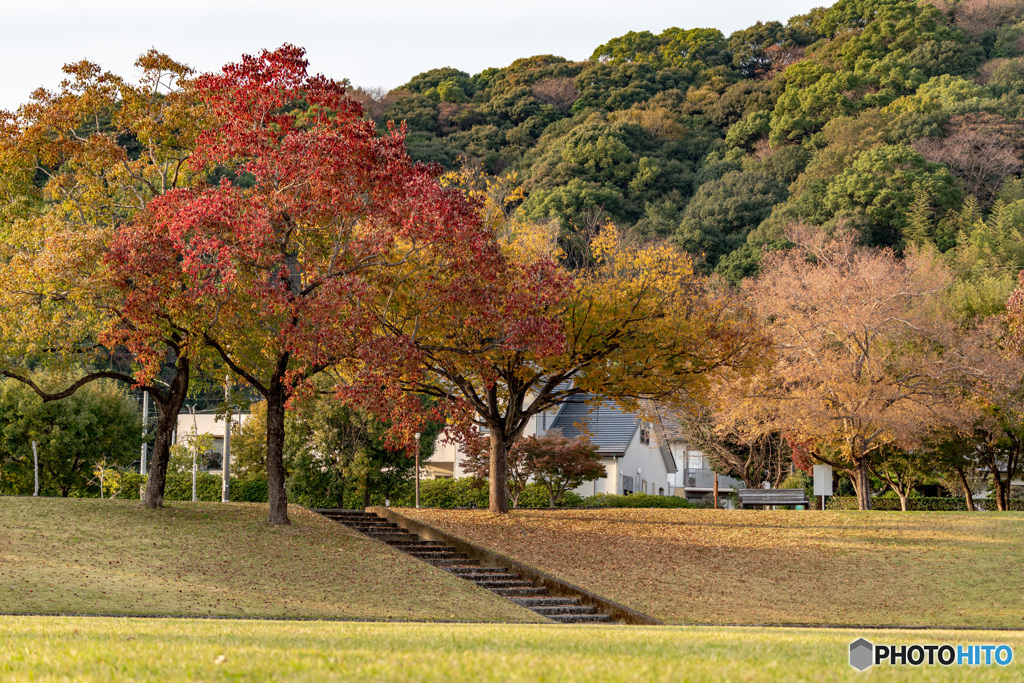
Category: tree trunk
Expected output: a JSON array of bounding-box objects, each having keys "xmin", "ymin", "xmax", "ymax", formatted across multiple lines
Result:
[
  {"xmin": 265, "ymin": 381, "xmax": 290, "ymax": 525},
  {"xmin": 993, "ymin": 471, "xmax": 1009, "ymax": 512},
  {"xmin": 898, "ymin": 491, "xmax": 909, "ymax": 512},
  {"xmin": 955, "ymin": 466, "xmax": 976, "ymax": 512},
  {"xmin": 362, "ymin": 477, "xmax": 371, "ymax": 508},
  {"xmin": 143, "ymin": 355, "xmax": 190, "ymax": 509},
  {"xmin": 850, "ymin": 441, "xmax": 872, "ymax": 511},
  {"xmin": 489, "ymin": 428, "xmax": 509, "ymax": 514}
]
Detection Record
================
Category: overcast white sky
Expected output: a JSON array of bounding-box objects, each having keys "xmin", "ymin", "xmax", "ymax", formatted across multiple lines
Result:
[{"xmin": 0, "ymin": 0, "xmax": 830, "ymax": 111}]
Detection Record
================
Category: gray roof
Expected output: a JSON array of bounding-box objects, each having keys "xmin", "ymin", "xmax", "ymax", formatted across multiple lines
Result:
[{"xmin": 549, "ymin": 396, "xmax": 639, "ymax": 456}]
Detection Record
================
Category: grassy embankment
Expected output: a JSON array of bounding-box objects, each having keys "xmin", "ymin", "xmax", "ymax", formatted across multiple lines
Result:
[
  {"xmin": 0, "ymin": 497, "xmax": 540, "ymax": 622},
  {"xmin": 400, "ymin": 508, "xmax": 1024, "ymax": 629},
  {"xmin": 2, "ymin": 617, "xmax": 1021, "ymax": 682}
]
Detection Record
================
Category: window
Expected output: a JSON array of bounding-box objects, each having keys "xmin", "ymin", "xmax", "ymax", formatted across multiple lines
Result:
[
  {"xmin": 686, "ymin": 450, "xmax": 705, "ymax": 470},
  {"xmin": 622, "ymin": 475, "xmax": 634, "ymax": 495}
]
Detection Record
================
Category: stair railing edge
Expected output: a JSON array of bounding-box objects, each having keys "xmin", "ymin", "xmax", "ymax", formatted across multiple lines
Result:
[{"xmin": 369, "ymin": 506, "xmax": 663, "ymax": 626}]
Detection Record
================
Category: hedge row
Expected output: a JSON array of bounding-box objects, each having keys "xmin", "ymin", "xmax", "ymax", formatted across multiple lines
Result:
[
  {"xmin": 391, "ymin": 479, "xmax": 587, "ymax": 509},
  {"xmin": 579, "ymin": 492, "xmax": 694, "ymax": 508},
  {"xmin": 826, "ymin": 496, "xmax": 1024, "ymax": 511},
  {"xmin": 116, "ymin": 473, "xmax": 269, "ymax": 502},
  {"xmin": 386, "ymin": 478, "xmax": 691, "ymax": 509}
]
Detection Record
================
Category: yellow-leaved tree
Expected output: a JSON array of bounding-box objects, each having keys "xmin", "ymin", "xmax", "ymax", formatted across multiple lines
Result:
[
  {"xmin": 374, "ymin": 169, "xmax": 769, "ymax": 513},
  {"xmin": 0, "ymin": 52, "xmax": 207, "ymax": 507}
]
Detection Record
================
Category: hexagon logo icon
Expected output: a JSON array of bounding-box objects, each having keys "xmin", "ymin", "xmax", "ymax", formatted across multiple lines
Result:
[{"xmin": 849, "ymin": 638, "xmax": 874, "ymax": 671}]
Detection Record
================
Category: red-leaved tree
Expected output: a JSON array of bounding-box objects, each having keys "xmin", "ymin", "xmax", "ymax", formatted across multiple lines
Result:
[{"xmin": 107, "ymin": 46, "xmax": 502, "ymax": 524}]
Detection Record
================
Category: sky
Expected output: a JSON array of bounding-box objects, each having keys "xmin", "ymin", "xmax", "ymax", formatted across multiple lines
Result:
[{"xmin": 0, "ymin": 0, "xmax": 830, "ymax": 111}]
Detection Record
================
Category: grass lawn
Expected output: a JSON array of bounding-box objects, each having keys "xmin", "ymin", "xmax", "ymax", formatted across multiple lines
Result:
[
  {"xmin": 0, "ymin": 497, "xmax": 541, "ymax": 622},
  {"xmin": 399, "ymin": 508, "xmax": 1024, "ymax": 629},
  {"xmin": 1, "ymin": 616, "xmax": 1021, "ymax": 681}
]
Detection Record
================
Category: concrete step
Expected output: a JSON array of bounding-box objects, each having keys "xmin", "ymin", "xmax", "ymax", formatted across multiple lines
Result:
[
  {"xmin": 388, "ymin": 541, "xmax": 447, "ymax": 550},
  {"xmin": 510, "ymin": 597, "xmax": 578, "ymax": 608},
  {"xmin": 450, "ymin": 572, "xmax": 517, "ymax": 582},
  {"xmin": 424, "ymin": 557, "xmax": 479, "ymax": 567},
  {"xmin": 407, "ymin": 551, "xmax": 470, "ymax": 561},
  {"xmin": 471, "ymin": 579, "xmax": 535, "ymax": 590},
  {"xmin": 491, "ymin": 587, "xmax": 546, "ymax": 597},
  {"xmin": 548, "ymin": 613, "xmax": 612, "ymax": 624},
  {"xmin": 367, "ymin": 532, "xmax": 419, "ymax": 542},
  {"xmin": 531, "ymin": 605, "xmax": 597, "ymax": 616},
  {"xmin": 443, "ymin": 566, "xmax": 508, "ymax": 576},
  {"xmin": 323, "ymin": 513, "xmax": 376, "ymax": 518}
]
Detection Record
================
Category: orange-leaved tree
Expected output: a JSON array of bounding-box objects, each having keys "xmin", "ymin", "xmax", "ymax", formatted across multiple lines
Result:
[{"xmin": 733, "ymin": 227, "xmax": 975, "ymax": 509}]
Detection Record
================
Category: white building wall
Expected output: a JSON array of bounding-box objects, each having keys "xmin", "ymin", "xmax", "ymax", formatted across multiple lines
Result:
[{"xmin": 426, "ymin": 408, "xmax": 677, "ymax": 498}]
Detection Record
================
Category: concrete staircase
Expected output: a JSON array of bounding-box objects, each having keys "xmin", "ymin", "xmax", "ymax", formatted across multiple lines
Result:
[{"xmin": 317, "ymin": 509, "xmax": 612, "ymax": 624}]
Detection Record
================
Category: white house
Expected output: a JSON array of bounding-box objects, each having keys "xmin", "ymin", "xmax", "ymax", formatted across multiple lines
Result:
[
  {"xmin": 172, "ymin": 410, "xmax": 249, "ymax": 473},
  {"xmin": 425, "ymin": 393, "xmax": 678, "ymax": 497}
]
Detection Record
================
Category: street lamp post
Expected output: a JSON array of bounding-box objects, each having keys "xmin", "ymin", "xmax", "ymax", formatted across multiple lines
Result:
[{"xmin": 414, "ymin": 432, "xmax": 421, "ymax": 509}]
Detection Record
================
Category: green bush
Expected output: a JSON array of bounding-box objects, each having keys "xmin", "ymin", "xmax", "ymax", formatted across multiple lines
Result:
[
  {"xmin": 114, "ymin": 473, "xmax": 267, "ymax": 503},
  {"xmin": 515, "ymin": 482, "xmax": 585, "ymax": 508},
  {"xmin": 579, "ymin": 492, "xmax": 695, "ymax": 508},
  {"xmin": 827, "ymin": 496, "xmax": 969, "ymax": 511},
  {"xmin": 405, "ymin": 477, "xmax": 490, "ymax": 508},
  {"xmin": 389, "ymin": 479, "xmax": 588, "ymax": 509},
  {"xmin": 232, "ymin": 478, "xmax": 269, "ymax": 503},
  {"xmin": 116, "ymin": 473, "xmax": 146, "ymax": 499}
]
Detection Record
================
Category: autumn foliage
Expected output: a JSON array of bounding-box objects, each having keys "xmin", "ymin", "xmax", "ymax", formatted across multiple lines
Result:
[
  {"xmin": 461, "ymin": 429, "xmax": 605, "ymax": 507},
  {"xmin": 107, "ymin": 46, "xmax": 502, "ymax": 524}
]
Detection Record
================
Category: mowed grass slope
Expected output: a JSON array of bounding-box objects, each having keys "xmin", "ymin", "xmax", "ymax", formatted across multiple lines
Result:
[
  {"xmin": 3, "ymin": 617, "xmax": 1022, "ymax": 682},
  {"xmin": 401, "ymin": 508, "xmax": 1024, "ymax": 628},
  {"xmin": 0, "ymin": 497, "xmax": 541, "ymax": 622}
]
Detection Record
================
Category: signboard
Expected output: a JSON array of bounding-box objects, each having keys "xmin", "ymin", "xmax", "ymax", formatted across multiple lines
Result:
[{"xmin": 813, "ymin": 464, "xmax": 833, "ymax": 497}]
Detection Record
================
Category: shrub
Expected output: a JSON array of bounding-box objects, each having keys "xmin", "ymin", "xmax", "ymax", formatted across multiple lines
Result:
[
  {"xmin": 114, "ymin": 473, "xmax": 267, "ymax": 502},
  {"xmin": 516, "ymin": 482, "xmax": 585, "ymax": 508},
  {"xmin": 827, "ymin": 496, "xmax": 969, "ymax": 511},
  {"xmin": 580, "ymin": 492, "xmax": 695, "ymax": 508},
  {"xmin": 232, "ymin": 477, "xmax": 269, "ymax": 502},
  {"xmin": 391, "ymin": 479, "xmax": 587, "ymax": 509},
  {"xmin": 405, "ymin": 477, "xmax": 490, "ymax": 508}
]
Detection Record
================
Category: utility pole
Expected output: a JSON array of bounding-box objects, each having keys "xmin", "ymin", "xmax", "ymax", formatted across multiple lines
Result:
[
  {"xmin": 32, "ymin": 441, "xmax": 39, "ymax": 497},
  {"xmin": 222, "ymin": 379, "xmax": 231, "ymax": 503},
  {"xmin": 713, "ymin": 472, "xmax": 719, "ymax": 509},
  {"xmin": 140, "ymin": 391, "xmax": 149, "ymax": 475},
  {"xmin": 414, "ymin": 432, "xmax": 421, "ymax": 509}
]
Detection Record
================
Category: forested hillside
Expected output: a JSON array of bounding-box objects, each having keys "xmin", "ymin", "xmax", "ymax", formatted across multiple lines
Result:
[{"xmin": 355, "ymin": 0, "xmax": 1024, "ymax": 300}]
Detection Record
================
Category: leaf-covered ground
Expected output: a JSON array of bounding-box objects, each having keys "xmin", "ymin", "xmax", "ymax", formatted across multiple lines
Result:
[
  {"xmin": 3, "ymin": 616, "xmax": 1022, "ymax": 682},
  {"xmin": 0, "ymin": 497, "xmax": 540, "ymax": 622},
  {"xmin": 400, "ymin": 508, "xmax": 1024, "ymax": 628}
]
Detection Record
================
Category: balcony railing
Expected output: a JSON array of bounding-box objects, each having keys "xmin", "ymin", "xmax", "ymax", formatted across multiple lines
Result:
[{"xmin": 680, "ymin": 468, "xmax": 743, "ymax": 490}]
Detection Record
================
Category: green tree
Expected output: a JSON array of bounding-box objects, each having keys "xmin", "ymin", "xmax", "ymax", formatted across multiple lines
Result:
[
  {"xmin": 673, "ymin": 169, "xmax": 788, "ymax": 267},
  {"xmin": 0, "ymin": 378, "xmax": 141, "ymax": 497},
  {"xmin": 823, "ymin": 144, "xmax": 962, "ymax": 247}
]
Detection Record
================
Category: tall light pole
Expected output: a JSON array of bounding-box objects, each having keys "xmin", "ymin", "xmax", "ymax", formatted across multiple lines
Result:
[
  {"xmin": 140, "ymin": 390, "xmax": 149, "ymax": 475},
  {"xmin": 222, "ymin": 378, "xmax": 231, "ymax": 503},
  {"xmin": 32, "ymin": 441, "xmax": 39, "ymax": 497},
  {"xmin": 414, "ymin": 432, "xmax": 421, "ymax": 509}
]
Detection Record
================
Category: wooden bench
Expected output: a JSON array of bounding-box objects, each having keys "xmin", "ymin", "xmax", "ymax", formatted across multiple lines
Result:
[{"xmin": 737, "ymin": 489, "xmax": 809, "ymax": 509}]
